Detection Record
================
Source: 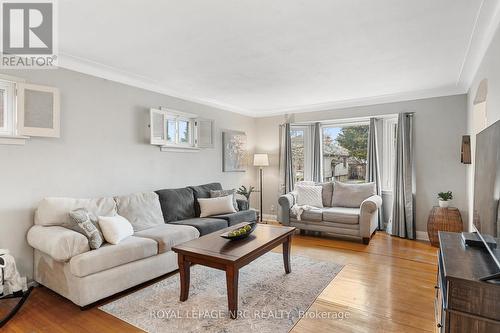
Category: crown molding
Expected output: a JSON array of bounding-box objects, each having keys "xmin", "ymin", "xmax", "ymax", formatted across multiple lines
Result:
[
  {"xmin": 57, "ymin": 53, "xmax": 252, "ymax": 116},
  {"xmin": 59, "ymin": 53, "xmax": 466, "ymax": 119},
  {"xmin": 457, "ymin": 0, "xmax": 500, "ymax": 91},
  {"xmin": 250, "ymin": 85, "xmax": 466, "ymax": 118}
]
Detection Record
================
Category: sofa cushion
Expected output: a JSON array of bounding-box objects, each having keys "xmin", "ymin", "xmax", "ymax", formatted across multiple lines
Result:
[
  {"xmin": 316, "ymin": 182, "xmax": 334, "ymax": 207},
  {"xmin": 210, "ymin": 189, "xmax": 239, "ymax": 211},
  {"xmin": 290, "ymin": 208, "xmax": 323, "ymax": 222},
  {"xmin": 322, "ymin": 207, "xmax": 360, "ymax": 224},
  {"xmin": 27, "ymin": 225, "xmax": 90, "ymax": 261},
  {"xmin": 211, "ymin": 210, "xmax": 257, "ymax": 226},
  {"xmin": 115, "ymin": 192, "xmax": 164, "ymax": 232},
  {"xmin": 189, "ymin": 183, "xmax": 223, "ymax": 216},
  {"xmin": 331, "ymin": 182, "xmax": 376, "ymax": 208},
  {"xmin": 134, "ymin": 224, "xmax": 200, "ymax": 253},
  {"xmin": 35, "ymin": 197, "xmax": 117, "ymax": 226},
  {"xmin": 98, "ymin": 215, "xmax": 134, "ymax": 245},
  {"xmin": 198, "ymin": 195, "xmax": 236, "ymax": 217},
  {"xmin": 66, "ymin": 209, "xmax": 104, "ymax": 249},
  {"xmin": 69, "ymin": 236, "xmax": 157, "ymax": 277},
  {"xmin": 155, "ymin": 188, "xmax": 196, "ymax": 222},
  {"xmin": 295, "ymin": 185, "xmax": 323, "ymax": 207},
  {"xmin": 169, "ymin": 217, "xmax": 227, "ymax": 236}
]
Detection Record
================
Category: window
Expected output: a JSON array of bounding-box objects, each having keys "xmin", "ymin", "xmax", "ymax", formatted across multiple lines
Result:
[
  {"xmin": 149, "ymin": 108, "xmax": 214, "ymax": 151},
  {"xmin": 290, "ymin": 126, "xmax": 311, "ymax": 182},
  {"xmin": 0, "ymin": 78, "xmax": 60, "ymax": 144},
  {"xmin": 382, "ymin": 117, "xmax": 398, "ymax": 191},
  {"xmin": 0, "ymin": 80, "xmax": 16, "ymax": 136},
  {"xmin": 321, "ymin": 123, "xmax": 369, "ymax": 183},
  {"xmin": 165, "ymin": 116, "xmax": 193, "ymax": 146}
]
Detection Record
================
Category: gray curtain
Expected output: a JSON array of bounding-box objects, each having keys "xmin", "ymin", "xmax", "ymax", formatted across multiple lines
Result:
[
  {"xmin": 311, "ymin": 122, "xmax": 322, "ymax": 182},
  {"xmin": 366, "ymin": 118, "xmax": 383, "ymax": 229},
  {"xmin": 279, "ymin": 123, "xmax": 294, "ymax": 193},
  {"xmin": 389, "ymin": 113, "xmax": 415, "ymax": 239}
]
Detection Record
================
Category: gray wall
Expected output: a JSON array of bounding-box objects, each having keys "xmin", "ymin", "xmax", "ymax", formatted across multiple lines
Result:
[
  {"xmin": 255, "ymin": 94, "xmax": 468, "ymax": 235},
  {"xmin": 466, "ymin": 25, "xmax": 500, "ymax": 231},
  {"xmin": 0, "ymin": 68, "xmax": 257, "ymax": 279}
]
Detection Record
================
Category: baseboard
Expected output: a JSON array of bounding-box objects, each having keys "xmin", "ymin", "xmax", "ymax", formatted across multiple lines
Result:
[
  {"xmin": 262, "ymin": 214, "xmax": 277, "ymax": 221},
  {"xmin": 416, "ymin": 231, "xmax": 429, "ymax": 241}
]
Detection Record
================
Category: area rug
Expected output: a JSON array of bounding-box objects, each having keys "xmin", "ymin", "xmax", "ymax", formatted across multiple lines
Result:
[{"xmin": 100, "ymin": 252, "xmax": 343, "ymax": 333}]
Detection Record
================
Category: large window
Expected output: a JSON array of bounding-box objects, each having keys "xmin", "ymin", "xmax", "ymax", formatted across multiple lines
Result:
[
  {"xmin": 322, "ymin": 124, "xmax": 369, "ymax": 183},
  {"xmin": 290, "ymin": 126, "xmax": 311, "ymax": 183}
]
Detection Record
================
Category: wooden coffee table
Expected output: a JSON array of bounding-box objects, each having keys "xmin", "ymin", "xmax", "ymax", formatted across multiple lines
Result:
[{"xmin": 172, "ymin": 223, "xmax": 296, "ymax": 319}]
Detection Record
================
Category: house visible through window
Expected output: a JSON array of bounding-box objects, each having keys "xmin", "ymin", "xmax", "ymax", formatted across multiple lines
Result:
[
  {"xmin": 291, "ymin": 127, "xmax": 306, "ymax": 182},
  {"xmin": 322, "ymin": 124, "xmax": 369, "ymax": 183}
]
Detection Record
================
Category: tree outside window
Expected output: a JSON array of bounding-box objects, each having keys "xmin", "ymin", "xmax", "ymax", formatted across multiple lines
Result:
[{"xmin": 322, "ymin": 125, "xmax": 369, "ymax": 183}]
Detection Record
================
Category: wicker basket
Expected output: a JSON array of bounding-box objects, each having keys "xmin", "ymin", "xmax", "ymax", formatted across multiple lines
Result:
[{"xmin": 427, "ymin": 206, "xmax": 463, "ymax": 247}]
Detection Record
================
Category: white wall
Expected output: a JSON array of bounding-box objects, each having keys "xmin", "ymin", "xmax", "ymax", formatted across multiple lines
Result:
[
  {"xmin": 0, "ymin": 68, "xmax": 257, "ymax": 279},
  {"xmin": 465, "ymin": 25, "xmax": 500, "ymax": 231},
  {"xmin": 256, "ymin": 95, "xmax": 468, "ymax": 234}
]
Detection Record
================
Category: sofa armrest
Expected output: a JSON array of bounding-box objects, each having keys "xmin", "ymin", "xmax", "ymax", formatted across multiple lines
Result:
[
  {"xmin": 359, "ymin": 195, "xmax": 382, "ymax": 240},
  {"xmin": 27, "ymin": 225, "xmax": 90, "ymax": 262},
  {"xmin": 236, "ymin": 198, "xmax": 249, "ymax": 211},
  {"xmin": 360, "ymin": 195, "xmax": 382, "ymax": 213},
  {"xmin": 278, "ymin": 192, "xmax": 297, "ymax": 226}
]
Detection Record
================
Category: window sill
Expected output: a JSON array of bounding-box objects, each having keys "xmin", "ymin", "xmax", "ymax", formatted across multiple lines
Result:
[
  {"xmin": 160, "ymin": 145, "xmax": 200, "ymax": 153},
  {"xmin": 382, "ymin": 189, "xmax": 393, "ymax": 195},
  {"xmin": 0, "ymin": 135, "xmax": 29, "ymax": 145}
]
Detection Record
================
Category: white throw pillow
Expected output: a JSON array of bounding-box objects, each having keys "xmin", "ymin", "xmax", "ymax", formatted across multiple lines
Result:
[
  {"xmin": 198, "ymin": 195, "xmax": 236, "ymax": 217},
  {"xmin": 98, "ymin": 215, "xmax": 134, "ymax": 245},
  {"xmin": 295, "ymin": 185, "xmax": 324, "ymax": 208}
]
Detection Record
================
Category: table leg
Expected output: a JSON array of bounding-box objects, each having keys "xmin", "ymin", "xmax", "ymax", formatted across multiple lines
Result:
[
  {"xmin": 178, "ymin": 254, "xmax": 190, "ymax": 302},
  {"xmin": 283, "ymin": 235, "xmax": 292, "ymax": 274},
  {"xmin": 226, "ymin": 265, "xmax": 239, "ymax": 319}
]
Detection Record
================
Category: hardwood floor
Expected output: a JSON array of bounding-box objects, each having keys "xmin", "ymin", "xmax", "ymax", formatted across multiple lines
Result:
[{"xmin": 3, "ymin": 231, "xmax": 438, "ymax": 333}]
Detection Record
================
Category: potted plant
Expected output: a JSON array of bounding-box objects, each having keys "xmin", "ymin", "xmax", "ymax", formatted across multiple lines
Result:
[
  {"xmin": 236, "ymin": 185, "xmax": 255, "ymax": 211},
  {"xmin": 437, "ymin": 191, "xmax": 453, "ymax": 208}
]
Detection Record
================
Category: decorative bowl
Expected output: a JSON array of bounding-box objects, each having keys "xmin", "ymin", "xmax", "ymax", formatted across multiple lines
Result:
[{"xmin": 220, "ymin": 222, "xmax": 257, "ymax": 240}]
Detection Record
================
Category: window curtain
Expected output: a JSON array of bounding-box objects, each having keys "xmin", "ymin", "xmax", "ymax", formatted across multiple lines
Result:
[
  {"xmin": 388, "ymin": 113, "xmax": 415, "ymax": 239},
  {"xmin": 279, "ymin": 123, "xmax": 294, "ymax": 193},
  {"xmin": 366, "ymin": 118, "xmax": 383, "ymax": 229},
  {"xmin": 311, "ymin": 122, "xmax": 322, "ymax": 182}
]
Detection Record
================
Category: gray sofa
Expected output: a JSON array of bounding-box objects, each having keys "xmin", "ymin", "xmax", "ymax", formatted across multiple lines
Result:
[
  {"xmin": 27, "ymin": 182, "xmax": 256, "ymax": 307},
  {"xmin": 278, "ymin": 181, "xmax": 382, "ymax": 244}
]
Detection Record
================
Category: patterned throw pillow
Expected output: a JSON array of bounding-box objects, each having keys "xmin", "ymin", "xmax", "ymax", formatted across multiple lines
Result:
[
  {"xmin": 66, "ymin": 208, "xmax": 104, "ymax": 249},
  {"xmin": 210, "ymin": 189, "xmax": 239, "ymax": 211}
]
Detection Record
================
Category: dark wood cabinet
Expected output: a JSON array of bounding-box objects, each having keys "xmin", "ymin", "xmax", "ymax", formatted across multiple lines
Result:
[{"xmin": 436, "ymin": 232, "xmax": 500, "ymax": 333}]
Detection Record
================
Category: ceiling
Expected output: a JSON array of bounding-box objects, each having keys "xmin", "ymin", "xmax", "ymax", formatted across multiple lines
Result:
[{"xmin": 58, "ymin": 0, "xmax": 498, "ymax": 117}]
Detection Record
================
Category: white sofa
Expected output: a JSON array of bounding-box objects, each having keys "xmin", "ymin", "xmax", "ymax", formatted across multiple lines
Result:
[
  {"xmin": 278, "ymin": 181, "xmax": 382, "ymax": 244},
  {"xmin": 27, "ymin": 194, "xmax": 199, "ymax": 307}
]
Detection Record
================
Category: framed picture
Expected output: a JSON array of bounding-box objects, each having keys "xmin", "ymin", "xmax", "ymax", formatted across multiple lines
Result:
[{"xmin": 222, "ymin": 130, "xmax": 247, "ymax": 172}]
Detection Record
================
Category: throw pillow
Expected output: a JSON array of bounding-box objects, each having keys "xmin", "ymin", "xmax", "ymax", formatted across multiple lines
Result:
[
  {"xmin": 296, "ymin": 185, "xmax": 324, "ymax": 208},
  {"xmin": 98, "ymin": 215, "xmax": 134, "ymax": 245},
  {"xmin": 315, "ymin": 182, "xmax": 334, "ymax": 207},
  {"xmin": 65, "ymin": 208, "xmax": 104, "ymax": 250},
  {"xmin": 210, "ymin": 189, "xmax": 239, "ymax": 211},
  {"xmin": 198, "ymin": 195, "xmax": 236, "ymax": 217},
  {"xmin": 331, "ymin": 181, "xmax": 376, "ymax": 208}
]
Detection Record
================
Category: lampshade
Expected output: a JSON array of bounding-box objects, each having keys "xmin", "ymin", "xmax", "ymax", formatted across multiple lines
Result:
[{"xmin": 253, "ymin": 153, "xmax": 269, "ymax": 167}]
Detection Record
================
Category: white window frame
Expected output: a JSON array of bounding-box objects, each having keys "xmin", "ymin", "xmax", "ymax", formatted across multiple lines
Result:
[
  {"xmin": 150, "ymin": 107, "xmax": 214, "ymax": 152},
  {"xmin": 320, "ymin": 120, "xmax": 369, "ymax": 183},
  {"xmin": 0, "ymin": 80, "xmax": 16, "ymax": 136},
  {"xmin": 290, "ymin": 125, "xmax": 312, "ymax": 182},
  {"xmin": 0, "ymin": 76, "xmax": 60, "ymax": 145},
  {"xmin": 382, "ymin": 117, "xmax": 398, "ymax": 192}
]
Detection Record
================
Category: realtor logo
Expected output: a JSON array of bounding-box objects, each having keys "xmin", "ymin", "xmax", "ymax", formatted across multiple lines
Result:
[{"xmin": 1, "ymin": 0, "xmax": 57, "ymax": 68}]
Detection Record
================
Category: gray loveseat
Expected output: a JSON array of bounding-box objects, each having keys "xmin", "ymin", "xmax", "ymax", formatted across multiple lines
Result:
[
  {"xmin": 278, "ymin": 181, "xmax": 382, "ymax": 244},
  {"xmin": 27, "ymin": 182, "xmax": 256, "ymax": 307}
]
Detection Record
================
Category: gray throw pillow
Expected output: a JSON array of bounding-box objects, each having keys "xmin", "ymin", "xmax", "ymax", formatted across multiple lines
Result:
[
  {"xmin": 210, "ymin": 189, "xmax": 239, "ymax": 211},
  {"xmin": 331, "ymin": 181, "xmax": 376, "ymax": 208},
  {"xmin": 65, "ymin": 208, "xmax": 104, "ymax": 249}
]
